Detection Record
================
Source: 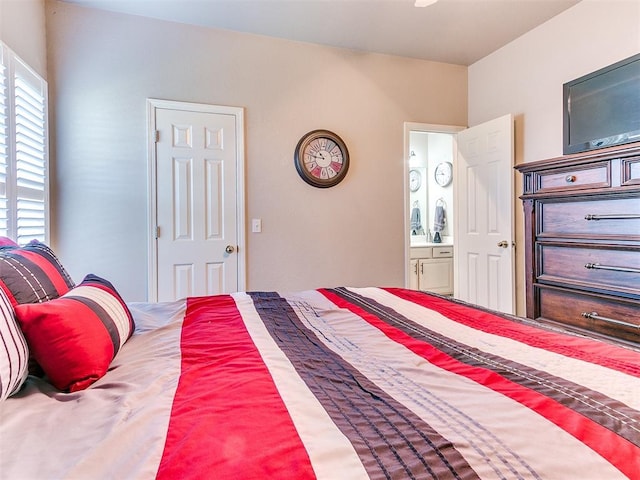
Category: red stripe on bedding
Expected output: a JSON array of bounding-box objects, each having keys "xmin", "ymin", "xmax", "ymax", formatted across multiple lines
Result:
[
  {"xmin": 386, "ymin": 287, "xmax": 640, "ymax": 378},
  {"xmin": 156, "ymin": 295, "xmax": 315, "ymax": 480},
  {"xmin": 321, "ymin": 288, "xmax": 640, "ymax": 480}
]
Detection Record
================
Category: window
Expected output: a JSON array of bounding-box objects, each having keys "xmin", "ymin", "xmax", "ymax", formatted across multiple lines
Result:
[{"xmin": 0, "ymin": 41, "xmax": 48, "ymax": 245}]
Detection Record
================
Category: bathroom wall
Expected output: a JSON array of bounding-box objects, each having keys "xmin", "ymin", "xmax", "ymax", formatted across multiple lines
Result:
[
  {"xmin": 409, "ymin": 131, "xmax": 454, "ymax": 244},
  {"xmin": 426, "ymin": 133, "xmax": 454, "ymax": 243},
  {"xmin": 409, "ymin": 132, "xmax": 429, "ymax": 240}
]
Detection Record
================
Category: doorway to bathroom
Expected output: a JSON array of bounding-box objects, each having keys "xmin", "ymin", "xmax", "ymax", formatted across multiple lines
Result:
[
  {"xmin": 404, "ymin": 115, "xmax": 515, "ymax": 314},
  {"xmin": 404, "ymin": 123, "xmax": 463, "ymax": 297}
]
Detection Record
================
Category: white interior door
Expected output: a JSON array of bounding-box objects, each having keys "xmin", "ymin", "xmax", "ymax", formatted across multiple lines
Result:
[
  {"xmin": 150, "ymin": 100, "xmax": 245, "ymax": 301},
  {"xmin": 455, "ymin": 114, "xmax": 514, "ymax": 314}
]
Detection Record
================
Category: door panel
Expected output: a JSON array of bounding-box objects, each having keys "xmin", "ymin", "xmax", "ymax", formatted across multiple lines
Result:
[
  {"xmin": 172, "ymin": 157, "xmax": 192, "ymax": 240},
  {"xmin": 155, "ymin": 107, "xmax": 238, "ymax": 301},
  {"xmin": 456, "ymin": 114, "xmax": 515, "ymax": 314},
  {"xmin": 174, "ymin": 264, "xmax": 194, "ymax": 300}
]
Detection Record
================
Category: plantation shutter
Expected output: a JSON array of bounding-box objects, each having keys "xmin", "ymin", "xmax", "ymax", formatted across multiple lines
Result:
[
  {"xmin": 0, "ymin": 41, "xmax": 48, "ymax": 245},
  {"xmin": 13, "ymin": 58, "xmax": 47, "ymax": 244},
  {"xmin": 0, "ymin": 47, "xmax": 8, "ymax": 237}
]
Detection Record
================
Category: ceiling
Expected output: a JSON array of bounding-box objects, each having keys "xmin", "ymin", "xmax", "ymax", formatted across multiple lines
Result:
[{"xmin": 59, "ymin": 0, "xmax": 580, "ymax": 66}]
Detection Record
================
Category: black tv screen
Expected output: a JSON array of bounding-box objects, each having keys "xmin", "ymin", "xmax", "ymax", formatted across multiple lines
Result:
[{"xmin": 563, "ymin": 53, "xmax": 640, "ymax": 155}]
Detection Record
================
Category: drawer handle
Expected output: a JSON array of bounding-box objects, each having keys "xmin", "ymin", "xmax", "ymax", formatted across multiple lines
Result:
[
  {"xmin": 565, "ymin": 175, "xmax": 576, "ymax": 183},
  {"xmin": 582, "ymin": 312, "xmax": 639, "ymax": 330},
  {"xmin": 584, "ymin": 214, "xmax": 640, "ymax": 221},
  {"xmin": 584, "ymin": 263, "xmax": 640, "ymax": 274}
]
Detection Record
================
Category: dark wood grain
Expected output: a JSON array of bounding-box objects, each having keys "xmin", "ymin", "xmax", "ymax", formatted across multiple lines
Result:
[{"xmin": 515, "ymin": 141, "xmax": 640, "ymax": 345}]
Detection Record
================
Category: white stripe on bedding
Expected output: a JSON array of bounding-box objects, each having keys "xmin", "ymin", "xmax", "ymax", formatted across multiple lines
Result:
[
  {"xmin": 232, "ymin": 291, "xmax": 370, "ymax": 480},
  {"xmin": 287, "ymin": 289, "xmax": 626, "ymax": 480},
  {"xmin": 349, "ymin": 287, "xmax": 640, "ymax": 410}
]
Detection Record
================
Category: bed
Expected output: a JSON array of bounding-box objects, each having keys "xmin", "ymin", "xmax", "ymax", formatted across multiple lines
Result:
[{"xmin": 1, "ymin": 252, "xmax": 639, "ymax": 480}]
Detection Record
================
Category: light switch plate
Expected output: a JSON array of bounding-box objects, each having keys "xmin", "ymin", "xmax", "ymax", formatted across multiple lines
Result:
[{"xmin": 252, "ymin": 218, "xmax": 262, "ymax": 233}]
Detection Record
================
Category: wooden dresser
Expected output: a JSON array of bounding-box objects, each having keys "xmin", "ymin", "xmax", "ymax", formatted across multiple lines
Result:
[{"xmin": 515, "ymin": 142, "xmax": 640, "ymax": 345}]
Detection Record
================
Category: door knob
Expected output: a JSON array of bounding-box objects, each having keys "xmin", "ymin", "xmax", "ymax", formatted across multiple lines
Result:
[
  {"xmin": 497, "ymin": 240, "xmax": 509, "ymax": 248},
  {"xmin": 225, "ymin": 245, "xmax": 235, "ymax": 254}
]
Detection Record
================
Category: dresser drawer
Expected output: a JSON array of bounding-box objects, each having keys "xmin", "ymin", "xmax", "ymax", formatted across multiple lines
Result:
[
  {"xmin": 538, "ymin": 197, "xmax": 640, "ymax": 239},
  {"xmin": 537, "ymin": 244, "xmax": 640, "ymax": 296},
  {"xmin": 537, "ymin": 286, "xmax": 640, "ymax": 343},
  {"xmin": 536, "ymin": 162, "xmax": 609, "ymax": 193},
  {"xmin": 410, "ymin": 247, "xmax": 432, "ymax": 259},
  {"xmin": 622, "ymin": 156, "xmax": 640, "ymax": 186}
]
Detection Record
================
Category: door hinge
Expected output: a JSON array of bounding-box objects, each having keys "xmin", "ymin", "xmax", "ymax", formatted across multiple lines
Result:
[
  {"xmin": 154, "ymin": 130, "xmax": 160, "ymax": 143},
  {"xmin": 155, "ymin": 226, "xmax": 160, "ymax": 239}
]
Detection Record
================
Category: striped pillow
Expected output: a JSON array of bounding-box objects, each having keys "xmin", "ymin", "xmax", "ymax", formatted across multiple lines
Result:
[
  {"xmin": 0, "ymin": 288, "xmax": 29, "ymax": 401},
  {"xmin": 0, "ymin": 237, "xmax": 18, "ymax": 247},
  {"xmin": 14, "ymin": 274, "xmax": 135, "ymax": 392},
  {"xmin": 0, "ymin": 241, "xmax": 75, "ymax": 306}
]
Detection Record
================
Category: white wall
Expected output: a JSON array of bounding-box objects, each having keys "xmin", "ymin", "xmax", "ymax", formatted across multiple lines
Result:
[
  {"xmin": 0, "ymin": 0, "xmax": 47, "ymax": 79},
  {"xmin": 408, "ymin": 132, "xmax": 429, "ymax": 239},
  {"xmin": 468, "ymin": 0, "xmax": 640, "ymax": 314},
  {"xmin": 46, "ymin": 1, "xmax": 467, "ymax": 301},
  {"xmin": 426, "ymin": 133, "xmax": 454, "ymax": 241},
  {"xmin": 409, "ymin": 131, "xmax": 455, "ymax": 242}
]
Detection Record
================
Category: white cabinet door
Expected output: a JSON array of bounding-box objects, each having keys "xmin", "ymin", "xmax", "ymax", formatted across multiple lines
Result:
[
  {"xmin": 410, "ymin": 259, "xmax": 419, "ymax": 290},
  {"xmin": 419, "ymin": 258, "xmax": 453, "ymax": 295}
]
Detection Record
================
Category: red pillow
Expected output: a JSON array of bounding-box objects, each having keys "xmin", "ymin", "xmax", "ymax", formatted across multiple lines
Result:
[
  {"xmin": 0, "ymin": 237, "xmax": 18, "ymax": 247},
  {"xmin": 0, "ymin": 240, "xmax": 75, "ymax": 305},
  {"xmin": 14, "ymin": 274, "xmax": 135, "ymax": 392}
]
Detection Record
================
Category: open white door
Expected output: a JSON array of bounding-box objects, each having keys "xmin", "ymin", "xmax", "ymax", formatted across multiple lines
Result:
[
  {"xmin": 455, "ymin": 114, "xmax": 514, "ymax": 314},
  {"xmin": 148, "ymin": 100, "xmax": 245, "ymax": 302}
]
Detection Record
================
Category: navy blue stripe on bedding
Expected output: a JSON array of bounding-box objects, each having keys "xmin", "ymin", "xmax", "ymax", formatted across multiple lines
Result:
[{"xmin": 248, "ymin": 291, "xmax": 477, "ymax": 480}]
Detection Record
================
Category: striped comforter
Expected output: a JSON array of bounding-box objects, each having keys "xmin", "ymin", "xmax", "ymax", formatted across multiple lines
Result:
[{"xmin": 1, "ymin": 287, "xmax": 639, "ymax": 479}]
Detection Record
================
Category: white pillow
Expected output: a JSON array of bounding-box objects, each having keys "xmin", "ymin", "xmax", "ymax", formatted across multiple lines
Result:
[{"xmin": 0, "ymin": 288, "xmax": 28, "ymax": 401}]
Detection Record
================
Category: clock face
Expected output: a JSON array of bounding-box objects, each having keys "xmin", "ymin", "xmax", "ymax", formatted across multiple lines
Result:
[
  {"xmin": 409, "ymin": 169, "xmax": 422, "ymax": 192},
  {"xmin": 294, "ymin": 130, "xmax": 349, "ymax": 188},
  {"xmin": 434, "ymin": 162, "xmax": 453, "ymax": 187}
]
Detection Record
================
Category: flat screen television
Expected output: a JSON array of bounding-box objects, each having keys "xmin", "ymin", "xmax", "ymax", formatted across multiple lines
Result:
[{"xmin": 563, "ymin": 53, "xmax": 640, "ymax": 155}]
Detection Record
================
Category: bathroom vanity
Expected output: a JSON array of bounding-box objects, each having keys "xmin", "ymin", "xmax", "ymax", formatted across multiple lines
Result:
[{"xmin": 409, "ymin": 243, "xmax": 454, "ymax": 295}]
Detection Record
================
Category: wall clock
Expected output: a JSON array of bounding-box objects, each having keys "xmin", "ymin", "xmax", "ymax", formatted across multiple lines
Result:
[
  {"xmin": 409, "ymin": 169, "xmax": 422, "ymax": 192},
  {"xmin": 294, "ymin": 130, "xmax": 349, "ymax": 188},
  {"xmin": 434, "ymin": 161, "xmax": 453, "ymax": 187}
]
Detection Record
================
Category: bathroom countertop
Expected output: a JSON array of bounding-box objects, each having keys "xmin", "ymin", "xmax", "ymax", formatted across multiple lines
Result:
[{"xmin": 410, "ymin": 242, "xmax": 453, "ymax": 248}]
